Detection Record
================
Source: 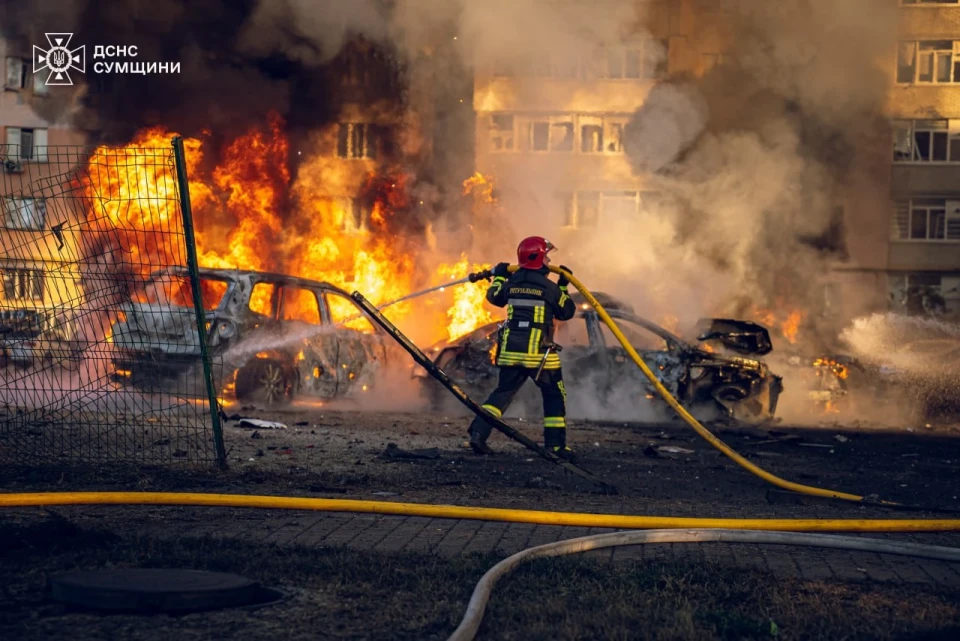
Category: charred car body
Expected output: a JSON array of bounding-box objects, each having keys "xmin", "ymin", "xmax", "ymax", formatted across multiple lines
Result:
[
  {"xmin": 109, "ymin": 267, "xmax": 403, "ymax": 406},
  {"xmin": 0, "ymin": 308, "xmax": 83, "ymax": 370},
  {"xmin": 417, "ymin": 293, "xmax": 784, "ymax": 424}
]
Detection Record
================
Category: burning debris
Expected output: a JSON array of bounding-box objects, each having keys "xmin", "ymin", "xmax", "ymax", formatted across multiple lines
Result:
[
  {"xmin": 418, "ymin": 292, "xmax": 783, "ymax": 425},
  {"xmin": 109, "ymin": 267, "xmax": 409, "ymax": 406}
]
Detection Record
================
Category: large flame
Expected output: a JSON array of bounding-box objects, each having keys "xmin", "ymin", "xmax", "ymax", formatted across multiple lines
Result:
[
  {"xmin": 81, "ymin": 114, "xmax": 499, "ymax": 346},
  {"xmin": 435, "ymin": 253, "xmax": 496, "ymax": 341}
]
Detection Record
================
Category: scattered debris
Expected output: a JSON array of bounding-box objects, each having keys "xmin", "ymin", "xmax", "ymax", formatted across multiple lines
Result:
[
  {"xmin": 295, "ymin": 421, "xmax": 309, "ymax": 426},
  {"xmin": 901, "ymin": 453, "xmax": 919, "ymax": 458},
  {"xmin": 250, "ymin": 431, "xmax": 262, "ymax": 439},
  {"xmin": 255, "ymin": 449, "xmax": 264, "ymax": 457},
  {"xmin": 372, "ymin": 491, "xmax": 398, "ymax": 497},
  {"xmin": 798, "ymin": 443, "xmax": 833, "ymax": 449},
  {"xmin": 834, "ymin": 435, "xmax": 849, "ymax": 443},
  {"xmin": 152, "ymin": 438, "xmax": 170, "ymax": 446},
  {"xmin": 747, "ymin": 435, "xmax": 802, "ymax": 446},
  {"xmin": 659, "ymin": 446, "xmax": 695, "ymax": 455},
  {"xmin": 381, "ymin": 443, "xmax": 440, "ymax": 460},
  {"xmin": 525, "ymin": 476, "xmax": 561, "ymax": 490},
  {"xmin": 237, "ymin": 418, "xmax": 287, "ymax": 430}
]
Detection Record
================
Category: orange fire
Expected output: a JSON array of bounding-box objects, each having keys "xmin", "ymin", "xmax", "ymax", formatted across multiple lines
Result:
[
  {"xmin": 435, "ymin": 253, "xmax": 496, "ymax": 341},
  {"xmin": 751, "ymin": 306, "xmax": 805, "ymax": 345},
  {"xmin": 813, "ymin": 357, "xmax": 849, "ymax": 380},
  {"xmin": 81, "ymin": 113, "xmax": 499, "ymax": 346}
]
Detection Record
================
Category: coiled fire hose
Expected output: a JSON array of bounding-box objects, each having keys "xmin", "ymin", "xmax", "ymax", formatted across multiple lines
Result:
[
  {"xmin": 465, "ymin": 265, "xmax": 922, "ymax": 509},
  {"xmin": 446, "ymin": 528, "xmax": 960, "ymax": 641}
]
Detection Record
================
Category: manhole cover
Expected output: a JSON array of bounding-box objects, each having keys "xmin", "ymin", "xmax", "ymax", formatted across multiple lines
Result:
[{"xmin": 50, "ymin": 568, "xmax": 261, "ymax": 613}]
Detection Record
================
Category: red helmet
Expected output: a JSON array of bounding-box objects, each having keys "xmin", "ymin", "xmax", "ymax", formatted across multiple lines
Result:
[{"xmin": 517, "ymin": 236, "xmax": 555, "ymax": 269}]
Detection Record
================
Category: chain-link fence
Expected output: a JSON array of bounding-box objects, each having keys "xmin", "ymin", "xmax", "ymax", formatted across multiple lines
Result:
[{"xmin": 0, "ymin": 138, "xmax": 224, "ymax": 466}]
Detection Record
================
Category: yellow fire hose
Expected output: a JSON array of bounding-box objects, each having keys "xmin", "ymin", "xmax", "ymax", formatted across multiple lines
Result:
[
  {"xmin": 3, "ymin": 492, "xmax": 960, "ymax": 531},
  {"xmin": 535, "ymin": 265, "xmax": 885, "ymax": 506}
]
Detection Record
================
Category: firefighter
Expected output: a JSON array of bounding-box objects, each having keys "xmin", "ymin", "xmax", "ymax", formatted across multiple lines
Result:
[{"xmin": 467, "ymin": 236, "xmax": 579, "ymax": 461}]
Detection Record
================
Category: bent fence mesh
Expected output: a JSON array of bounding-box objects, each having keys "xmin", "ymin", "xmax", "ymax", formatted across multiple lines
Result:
[{"xmin": 0, "ymin": 139, "xmax": 224, "ymax": 466}]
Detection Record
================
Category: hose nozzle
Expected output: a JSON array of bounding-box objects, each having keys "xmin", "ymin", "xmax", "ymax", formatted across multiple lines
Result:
[{"xmin": 468, "ymin": 269, "xmax": 493, "ymax": 283}]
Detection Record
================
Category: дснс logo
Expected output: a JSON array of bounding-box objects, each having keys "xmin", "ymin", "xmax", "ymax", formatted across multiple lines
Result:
[{"xmin": 33, "ymin": 33, "xmax": 85, "ymax": 86}]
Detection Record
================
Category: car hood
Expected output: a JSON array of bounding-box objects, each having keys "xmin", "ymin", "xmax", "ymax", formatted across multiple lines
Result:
[{"xmin": 694, "ymin": 318, "xmax": 773, "ymax": 356}]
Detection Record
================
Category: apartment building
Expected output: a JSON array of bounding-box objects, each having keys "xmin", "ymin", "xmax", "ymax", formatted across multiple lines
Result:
[
  {"xmin": 889, "ymin": 0, "xmax": 960, "ymax": 315},
  {"xmin": 473, "ymin": 1, "xmax": 678, "ymax": 245},
  {"xmin": 0, "ymin": 34, "xmax": 88, "ymax": 341}
]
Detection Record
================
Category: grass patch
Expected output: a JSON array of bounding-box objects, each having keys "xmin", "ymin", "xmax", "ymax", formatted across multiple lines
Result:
[{"xmin": 0, "ymin": 518, "xmax": 958, "ymax": 640}]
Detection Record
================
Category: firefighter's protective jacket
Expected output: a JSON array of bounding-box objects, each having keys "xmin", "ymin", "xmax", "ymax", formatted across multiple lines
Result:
[{"xmin": 486, "ymin": 266, "xmax": 576, "ymax": 370}]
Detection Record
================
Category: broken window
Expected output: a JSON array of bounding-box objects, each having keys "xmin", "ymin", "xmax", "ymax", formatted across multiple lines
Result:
[
  {"xmin": 604, "ymin": 119, "xmax": 626, "ymax": 153},
  {"xmin": 144, "ymin": 275, "xmax": 228, "ymax": 311},
  {"xmin": 580, "ymin": 117, "xmax": 604, "ymax": 153},
  {"xmin": 893, "ymin": 120, "xmax": 960, "ymax": 162},
  {"xmin": 2, "ymin": 197, "xmax": 47, "ymax": 230},
  {"xmin": 2, "ymin": 268, "xmax": 44, "ymax": 302},
  {"xmin": 530, "ymin": 121, "xmax": 550, "ymax": 151},
  {"xmin": 897, "ymin": 42, "xmax": 917, "ymax": 83},
  {"xmin": 249, "ymin": 282, "xmax": 277, "ymax": 318},
  {"xmin": 325, "ymin": 291, "xmax": 375, "ymax": 333},
  {"xmin": 279, "ymin": 286, "xmax": 321, "ymax": 325},
  {"xmin": 900, "ymin": 41, "xmax": 960, "ymax": 84},
  {"xmin": 489, "ymin": 114, "xmax": 515, "ymax": 152},
  {"xmin": 893, "ymin": 198, "xmax": 960, "ymax": 241},
  {"xmin": 550, "ymin": 118, "xmax": 574, "ymax": 151},
  {"xmin": 5, "ymin": 127, "xmax": 48, "ymax": 162},
  {"xmin": 336, "ymin": 123, "xmax": 376, "ymax": 159},
  {"xmin": 4, "ymin": 57, "xmax": 27, "ymax": 89}
]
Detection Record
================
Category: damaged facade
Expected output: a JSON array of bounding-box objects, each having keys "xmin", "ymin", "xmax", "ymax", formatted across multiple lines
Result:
[{"xmin": 0, "ymin": 33, "xmax": 89, "ymax": 366}]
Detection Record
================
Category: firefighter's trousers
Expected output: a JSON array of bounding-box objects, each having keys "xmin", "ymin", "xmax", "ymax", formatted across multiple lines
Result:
[{"xmin": 468, "ymin": 366, "xmax": 568, "ymax": 449}]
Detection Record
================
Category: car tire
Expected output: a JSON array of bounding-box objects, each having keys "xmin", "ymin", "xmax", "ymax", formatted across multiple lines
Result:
[{"xmin": 235, "ymin": 360, "xmax": 294, "ymax": 408}]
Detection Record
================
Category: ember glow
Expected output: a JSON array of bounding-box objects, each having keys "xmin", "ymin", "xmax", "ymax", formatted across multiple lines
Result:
[{"xmin": 82, "ymin": 113, "xmax": 498, "ymax": 345}]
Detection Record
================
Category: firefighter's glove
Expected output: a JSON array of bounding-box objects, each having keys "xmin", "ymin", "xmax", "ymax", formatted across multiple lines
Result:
[
  {"xmin": 493, "ymin": 262, "xmax": 510, "ymax": 278},
  {"xmin": 557, "ymin": 265, "xmax": 573, "ymax": 287}
]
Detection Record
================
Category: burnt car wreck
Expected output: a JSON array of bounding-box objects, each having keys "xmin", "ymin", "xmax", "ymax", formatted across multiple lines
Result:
[
  {"xmin": 109, "ymin": 267, "xmax": 403, "ymax": 406},
  {"xmin": 417, "ymin": 293, "xmax": 784, "ymax": 425}
]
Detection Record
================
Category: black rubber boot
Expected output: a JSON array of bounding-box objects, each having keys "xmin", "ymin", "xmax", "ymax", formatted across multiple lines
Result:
[
  {"xmin": 468, "ymin": 420, "xmax": 495, "ymax": 456},
  {"xmin": 544, "ymin": 429, "xmax": 578, "ymax": 463}
]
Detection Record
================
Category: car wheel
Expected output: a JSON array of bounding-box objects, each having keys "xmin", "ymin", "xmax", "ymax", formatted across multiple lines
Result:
[{"xmin": 235, "ymin": 360, "xmax": 293, "ymax": 408}]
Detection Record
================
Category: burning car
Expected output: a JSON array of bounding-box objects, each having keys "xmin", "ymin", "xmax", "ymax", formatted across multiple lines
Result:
[
  {"xmin": 416, "ymin": 292, "xmax": 784, "ymax": 424},
  {"xmin": 109, "ymin": 267, "xmax": 404, "ymax": 406}
]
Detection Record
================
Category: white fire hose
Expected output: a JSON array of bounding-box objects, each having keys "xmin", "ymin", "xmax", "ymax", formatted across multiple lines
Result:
[{"xmin": 447, "ymin": 528, "xmax": 960, "ymax": 641}]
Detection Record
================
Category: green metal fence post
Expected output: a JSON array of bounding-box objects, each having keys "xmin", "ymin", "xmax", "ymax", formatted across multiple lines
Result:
[{"xmin": 172, "ymin": 136, "xmax": 227, "ymax": 469}]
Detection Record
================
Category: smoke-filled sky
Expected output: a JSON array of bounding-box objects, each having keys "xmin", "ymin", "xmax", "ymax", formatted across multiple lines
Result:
[{"xmin": 2, "ymin": 0, "xmax": 903, "ymax": 350}]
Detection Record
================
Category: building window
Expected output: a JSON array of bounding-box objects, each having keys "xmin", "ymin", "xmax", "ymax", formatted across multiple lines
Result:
[
  {"xmin": 601, "ymin": 39, "xmax": 669, "ymax": 80},
  {"xmin": 897, "ymin": 41, "xmax": 960, "ymax": 84},
  {"xmin": 489, "ymin": 114, "xmax": 515, "ymax": 152},
  {"xmin": 336, "ymin": 123, "xmax": 377, "ymax": 159},
  {"xmin": 5, "ymin": 127, "xmax": 48, "ymax": 162},
  {"xmin": 550, "ymin": 117, "xmax": 574, "ymax": 151},
  {"xmin": 580, "ymin": 117, "xmax": 604, "ymax": 153},
  {"xmin": 892, "ymin": 198, "xmax": 960, "ymax": 241},
  {"xmin": 2, "ymin": 197, "xmax": 47, "ymax": 230},
  {"xmin": 893, "ymin": 120, "xmax": 960, "ymax": 162},
  {"xmin": 2, "ymin": 268, "xmax": 44, "ymax": 302},
  {"xmin": 889, "ymin": 273, "xmax": 960, "ymax": 316},
  {"xmin": 602, "ymin": 191, "xmax": 639, "ymax": 219}
]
